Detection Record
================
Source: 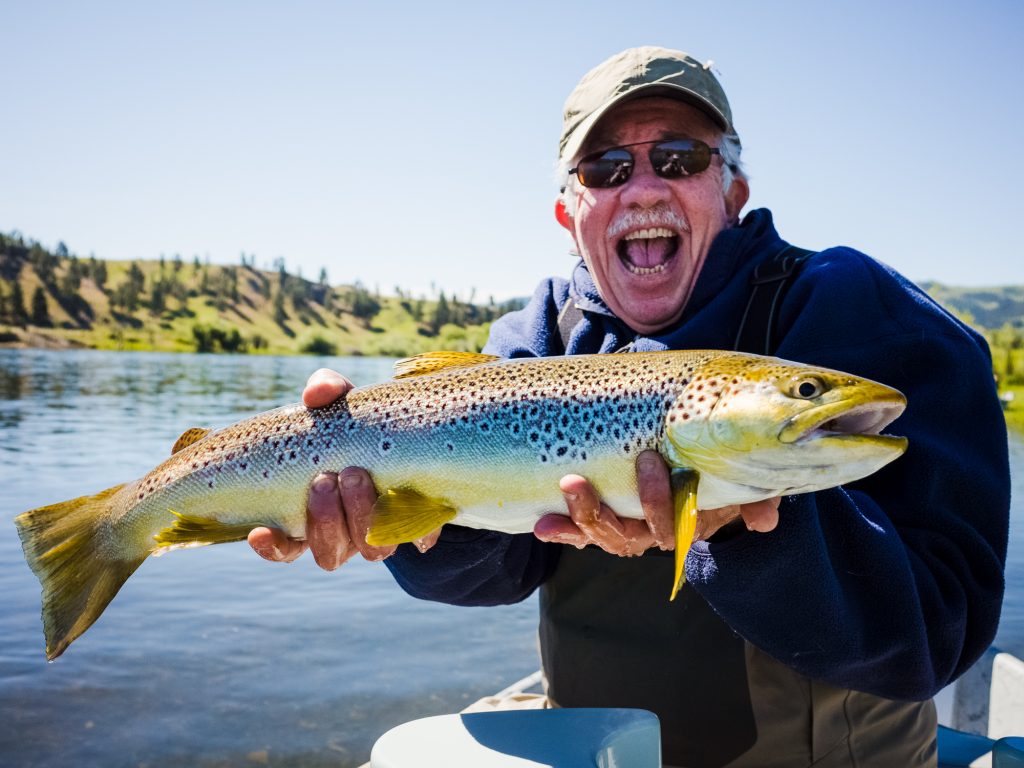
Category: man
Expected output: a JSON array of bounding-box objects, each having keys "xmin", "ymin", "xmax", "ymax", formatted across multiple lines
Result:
[{"xmin": 250, "ymin": 47, "xmax": 1010, "ymax": 766}]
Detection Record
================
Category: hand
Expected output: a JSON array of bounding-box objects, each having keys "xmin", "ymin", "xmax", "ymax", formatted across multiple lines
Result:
[
  {"xmin": 247, "ymin": 369, "xmax": 442, "ymax": 569},
  {"xmin": 533, "ymin": 450, "xmax": 780, "ymax": 556}
]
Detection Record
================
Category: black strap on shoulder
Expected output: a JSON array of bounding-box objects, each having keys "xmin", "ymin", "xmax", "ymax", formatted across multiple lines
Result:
[
  {"xmin": 556, "ymin": 300, "xmax": 584, "ymax": 354},
  {"xmin": 733, "ymin": 245, "xmax": 814, "ymax": 355},
  {"xmin": 556, "ymin": 300, "xmax": 633, "ymax": 354}
]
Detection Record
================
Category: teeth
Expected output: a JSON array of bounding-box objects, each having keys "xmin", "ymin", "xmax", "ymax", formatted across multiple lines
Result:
[
  {"xmin": 623, "ymin": 227, "xmax": 676, "ymax": 241},
  {"xmin": 625, "ymin": 263, "xmax": 667, "ymax": 275}
]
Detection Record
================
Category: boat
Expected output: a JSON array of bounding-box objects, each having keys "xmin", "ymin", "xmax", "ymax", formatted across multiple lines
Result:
[{"xmin": 360, "ymin": 648, "xmax": 1024, "ymax": 767}]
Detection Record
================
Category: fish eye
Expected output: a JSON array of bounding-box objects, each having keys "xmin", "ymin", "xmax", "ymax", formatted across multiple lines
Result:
[{"xmin": 791, "ymin": 377, "xmax": 826, "ymax": 399}]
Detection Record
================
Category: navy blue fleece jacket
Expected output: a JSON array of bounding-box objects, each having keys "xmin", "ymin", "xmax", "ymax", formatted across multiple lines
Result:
[{"xmin": 385, "ymin": 208, "xmax": 1010, "ymax": 700}]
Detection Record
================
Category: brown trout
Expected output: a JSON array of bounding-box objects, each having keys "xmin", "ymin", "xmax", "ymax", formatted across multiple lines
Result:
[{"xmin": 16, "ymin": 350, "xmax": 908, "ymax": 660}]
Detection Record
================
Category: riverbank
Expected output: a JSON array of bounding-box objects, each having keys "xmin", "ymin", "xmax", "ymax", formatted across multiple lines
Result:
[{"xmin": 1002, "ymin": 385, "xmax": 1024, "ymax": 433}]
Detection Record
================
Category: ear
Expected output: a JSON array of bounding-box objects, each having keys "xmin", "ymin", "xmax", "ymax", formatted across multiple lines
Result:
[
  {"xmin": 724, "ymin": 176, "xmax": 750, "ymax": 224},
  {"xmin": 554, "ymin": 199, "xmax": 573, "ymax": 232}
]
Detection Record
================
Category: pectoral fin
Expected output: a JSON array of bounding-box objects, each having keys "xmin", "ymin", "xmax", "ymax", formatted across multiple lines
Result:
[
  {"xmin": 669, "ymin": 468, "xmax": 699, "ymax": 601},
  {"xmin": 365, "ymin": 488, "xmax": 457, "ymax": 545}
]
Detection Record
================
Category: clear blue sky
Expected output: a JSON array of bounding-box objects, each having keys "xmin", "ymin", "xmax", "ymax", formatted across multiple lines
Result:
[{"xmin": 3, "ymin": 0, "xmax": 1021, "ymax": 301}]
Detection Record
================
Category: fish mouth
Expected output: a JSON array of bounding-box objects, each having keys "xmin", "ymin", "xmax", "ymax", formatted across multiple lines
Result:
[
  {"xmin": 615, "ymin": 225, "xmax": 686, "ymax": 276},
  {"xmin": 779, "ymin": 396, "xmax": 907, "ymax": 447}
]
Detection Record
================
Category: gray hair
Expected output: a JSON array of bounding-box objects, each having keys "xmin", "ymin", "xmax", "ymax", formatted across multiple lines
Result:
[{"xmin": 557, "ymin": 132, "xmax": 746, "ymax": 219}]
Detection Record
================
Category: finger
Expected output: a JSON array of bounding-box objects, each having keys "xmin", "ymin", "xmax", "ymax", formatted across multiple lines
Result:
[
  {"xmin": 306, "ymin": 473, "xmax": 355, "ymax": 571},
  {"xmin": 636, "ymin": 451, "xmax": 674, "ymax": 550},
  {"xmin": 534, "ymin": 512, "xmax": 587, "ymax": 547},
  {"xmin": 559, "ymin": 475, "xmax": 641, "ymax": 555},
  {"xmin": 247, "ymin": 526, "xmax": 308, "ymax": 563},
  {"xmin": 303, "ymin": 368, "xmax": 354, "ymax": 409},
  {"xmin": 694, "ymin": 505, "xmax": 742, "ymax": 541},
  {"xmin": 339, "ymin": 467, "xmax": 396, "ymax": 561},
  {"xmin": 740, "ymin": 496, "xmax": 781, "ymax": 533}
]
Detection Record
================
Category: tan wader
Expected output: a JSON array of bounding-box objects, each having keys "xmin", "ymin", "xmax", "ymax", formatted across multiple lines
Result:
[{"xmin": 537, "ymin": 546, "xmax": 937, "ymax": 767}]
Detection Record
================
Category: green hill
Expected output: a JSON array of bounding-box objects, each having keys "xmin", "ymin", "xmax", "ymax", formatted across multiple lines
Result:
[
  {"xmin": 0, "ymin": 233, "xmax": 522, "ymax": 356},
  {"xmin": 919, "ymin": 282, "xmax": 1024, "ymax": 330}
]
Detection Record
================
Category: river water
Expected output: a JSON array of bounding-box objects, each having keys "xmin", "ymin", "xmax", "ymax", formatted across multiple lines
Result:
[{"xmin": 1, "ymin": 349, "xmax": 1020, "ymax": 767}]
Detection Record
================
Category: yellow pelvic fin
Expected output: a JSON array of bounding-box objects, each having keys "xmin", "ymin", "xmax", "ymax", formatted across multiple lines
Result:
[
  {"xmin": 153, "ymin": 510, "xmax": 255, "ymax": 549},
  {"xmin": 171, "ymin": 427, "xmax": 211, "ymax": 455},
  {"xmin": 669, "ymin": 468, "xmax": 699, "ymax": 601},
  {"xmin": 14, "ymin": 483, "xmax": 145, "ymax": 661},
  {"xmin": 393, "ymin": 351, "xmax": 501, "ymax": 380},
  {"xmin": 365, "ymin": 488, "xmax": 457, "ymax": 545}
]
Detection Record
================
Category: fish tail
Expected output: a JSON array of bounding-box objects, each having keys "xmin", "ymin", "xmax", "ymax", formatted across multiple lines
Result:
[{"xmin": 14, "ymin": 484, "xmax": 146, "ymax": 660}]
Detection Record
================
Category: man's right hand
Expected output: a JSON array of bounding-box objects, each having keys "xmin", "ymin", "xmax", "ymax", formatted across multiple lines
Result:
[{"xmin": 247, "ymin": 369, "xmax": 441, "ymax": 570}]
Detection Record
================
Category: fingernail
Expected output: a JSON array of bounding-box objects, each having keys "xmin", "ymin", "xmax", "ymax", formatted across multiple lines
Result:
[
  {"xmin": 562, "ymin": 490, "xmax": 578, "ymax": 502},
  {"xmin": 414, "ymin": 538, "xmax": 429, "ymax": 553},
  {"xmin": 312, "ymin": 474, "xmax": 336, "ymax": 494},
  {"xmin": 270, "ymin": 546, "xmax": 285, "ymax": 559},
  {"xmin": 637, "ymin": 454, "xmax": 658, "ymax": 472},
  {"xmin": 340, "ymin": 472, "xmax": 362, "ymax": 489}
]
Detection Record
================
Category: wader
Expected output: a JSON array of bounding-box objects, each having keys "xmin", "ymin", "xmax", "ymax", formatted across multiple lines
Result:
[{"xmin": 544, "ymin": 246, "xmax": 937, "ymax": 767}]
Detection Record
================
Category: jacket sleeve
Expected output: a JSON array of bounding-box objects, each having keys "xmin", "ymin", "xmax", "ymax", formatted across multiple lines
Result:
[
  {"xmin": 685, "ymin": 249, "xmax": 1010, "ymax": 700},
  {"xmin": 384, "ymin": 278, "xmax": 570, "ymax": 605}
]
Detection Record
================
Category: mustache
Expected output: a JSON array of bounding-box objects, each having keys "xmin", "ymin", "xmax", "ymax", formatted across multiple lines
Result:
[{"xmin": 607, "ymin": 205, "xmax": 690, "ymax": 239}]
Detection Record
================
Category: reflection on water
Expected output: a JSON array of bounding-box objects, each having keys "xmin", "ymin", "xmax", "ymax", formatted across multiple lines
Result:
[
  {"xmin": 0, "ymin": 349, "xmax": 1021, "ymax": 767},
  {"xmin": 0, "ymin": 350, "xmax": 538, "ymax": 768}
]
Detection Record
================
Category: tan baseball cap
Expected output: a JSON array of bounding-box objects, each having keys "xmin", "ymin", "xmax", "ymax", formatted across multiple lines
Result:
[{"xmin": 559, "ymin": 46, "xmax": 737, "ymax": 162}]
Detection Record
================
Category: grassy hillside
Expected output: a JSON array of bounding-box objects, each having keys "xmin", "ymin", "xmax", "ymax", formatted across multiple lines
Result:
[
  {"xmin": 0, "ymin": 235, "xmax": 519, "ymax": 356},
  {"xmin": 920, "ymin": 282, "xmax": 1024, "ymax": 331}
]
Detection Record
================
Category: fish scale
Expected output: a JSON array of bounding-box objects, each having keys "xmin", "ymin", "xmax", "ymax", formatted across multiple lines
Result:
[{"xmin": 15, "ymin": 349, "xmax": 909, "ymax": 659}]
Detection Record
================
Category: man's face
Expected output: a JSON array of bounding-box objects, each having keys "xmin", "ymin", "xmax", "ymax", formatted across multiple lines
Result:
[{"xmin": 562, "ymin": 98, "xmax": 748, "ymax": 334}]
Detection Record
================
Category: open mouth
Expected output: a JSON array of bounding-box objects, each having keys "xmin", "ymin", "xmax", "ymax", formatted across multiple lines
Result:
[
  {"xmin": 616, "ymin": 227, "xmax": 680, "ymax": 275},
  {"xmin": 780, "ymin": 399, "xmax": 907, "ymax": 445}
]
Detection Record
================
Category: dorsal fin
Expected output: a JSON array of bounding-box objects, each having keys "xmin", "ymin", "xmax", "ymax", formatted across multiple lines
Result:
[
  {"xmin": 171, "ymin": 427, "xmax": 212, "ymax": 455},
  {"xmin": 393, "ymin": 351, "xmax": 501, "ymax": 379}
]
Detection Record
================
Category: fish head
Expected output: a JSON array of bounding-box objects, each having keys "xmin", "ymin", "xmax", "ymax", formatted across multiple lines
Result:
[{"xmin": 662, "ymin": 354, "xmax": 908, "ymax": 500}]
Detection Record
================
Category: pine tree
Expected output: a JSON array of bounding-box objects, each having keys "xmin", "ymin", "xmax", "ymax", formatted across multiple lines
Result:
[
  {"xmin": 9, "ymin": 281, "xmax": 27, "ymax": 325},
  {"xmin": 273, "ymin": 289, "xmax": 287, "ymax": 324},
  {"xmin": 431, "ymin": 291, "xmax": 451, "ymax": 334},
  {"xmin": 31, "ymin": 287, "xmax": 50, "ymax": 326},
  {"xmin": 92, "ymin": 259, "xmax": 108, "ymax": 291}
]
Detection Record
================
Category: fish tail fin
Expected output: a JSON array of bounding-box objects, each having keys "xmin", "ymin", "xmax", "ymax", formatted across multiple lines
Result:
[
  {"xmin": 14, "ymin": 484, "xmax": 146, "ymax": 660},
  {"xmin": 669, "ymin": 469, "xmax": 699, "ymax": 601}
]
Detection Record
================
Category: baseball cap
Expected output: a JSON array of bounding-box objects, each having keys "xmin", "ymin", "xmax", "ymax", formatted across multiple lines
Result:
[{"xmin": 559, "ymin": 46, "xmax": 737, "ymax": 162}]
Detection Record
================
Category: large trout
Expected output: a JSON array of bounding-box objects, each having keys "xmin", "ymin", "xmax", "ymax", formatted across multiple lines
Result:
[{"xmin": 16, "ymin": 350, "xmax": 908, "ymax": 660}]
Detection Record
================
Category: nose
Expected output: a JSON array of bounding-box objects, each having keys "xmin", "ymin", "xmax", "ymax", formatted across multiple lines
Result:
[{"xmin": 618, "ymin": 154, "xmax": 673, "ymax": 208}]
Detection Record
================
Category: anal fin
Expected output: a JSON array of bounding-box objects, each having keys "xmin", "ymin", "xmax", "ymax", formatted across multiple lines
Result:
[
  {"xmin": 670, "ymin": 468, "xmax": 699, "ymax": 601},
  {"xmin": 365, "ymin": 488, "xmax": 457, "ymax": 545},
  {"xmin": 153, "ymin": 510, "xmax": 254, "ymax": 551}
]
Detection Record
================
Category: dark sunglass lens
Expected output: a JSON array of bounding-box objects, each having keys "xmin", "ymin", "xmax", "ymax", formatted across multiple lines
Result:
[
  {"xmin": 650, "ymin": 140, "xmax": 711, "ymax": 178},
  {"xmin": 577, "ymin": 149, "xmax": 633, "ymax": 187}
]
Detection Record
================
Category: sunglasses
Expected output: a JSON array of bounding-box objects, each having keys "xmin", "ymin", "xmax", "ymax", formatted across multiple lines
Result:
[{"xmin": 569, "ymin": 138, "xmax": 721, "ymax": 188}]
